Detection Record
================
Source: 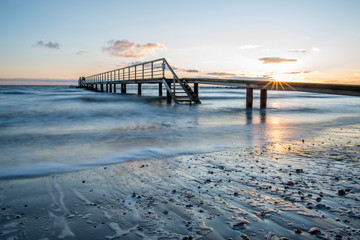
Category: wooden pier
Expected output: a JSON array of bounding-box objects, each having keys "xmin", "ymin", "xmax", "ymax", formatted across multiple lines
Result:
[{"xmin": 79, "ymin": 58, "xmax": 360, "ymax": 108}]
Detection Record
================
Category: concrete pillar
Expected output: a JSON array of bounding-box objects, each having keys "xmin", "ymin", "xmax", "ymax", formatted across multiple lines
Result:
[
  {"xmin": 246, "ymin": 88, "xmax": 253, "ymax": 108},
  {"xmin": 167, "ymin": 82, "xmax": 172, "ymax": 103},
  {"xmin": 138, "ymin": 83, "xmax": 142, "ymax": 95},
  {"xmin": 121, "ymin": 84, "xmax": 127, "ymax": 93},
  {"xmin": 159, "ymin": 83, "xmax": 163, "ymax": 96},
  {"xmin": 260, "ymin": 89, "xmax": 267, "ymax": 108},
  {"xmin": 194, "ymin": 83, "xmax": 199, "ymax": 97}
]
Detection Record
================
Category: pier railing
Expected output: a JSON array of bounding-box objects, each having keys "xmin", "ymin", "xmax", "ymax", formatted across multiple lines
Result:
[
  {"xmin": 85, "ymin": 58, "xmax": 168, "ymax": 83},
  {"xmin": 81, "ymin": 58, "xmax": 201, "ymax": 104}
]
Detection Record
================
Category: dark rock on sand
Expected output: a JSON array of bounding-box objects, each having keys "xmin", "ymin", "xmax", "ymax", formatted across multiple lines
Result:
[{"xmin": 338, "ymin": 189, "xmax": 346, "ymax": 196}]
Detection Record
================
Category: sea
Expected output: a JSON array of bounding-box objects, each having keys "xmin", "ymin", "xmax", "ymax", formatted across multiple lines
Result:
[{"xmin": 0, "ymin": 84, "xmax": 359, "ymax": 179}]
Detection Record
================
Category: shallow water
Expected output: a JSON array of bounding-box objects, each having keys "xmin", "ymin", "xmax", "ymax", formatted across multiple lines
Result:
[{"xmin": 0, "ymin": 85, "xmax": 359, "ymax": 178}]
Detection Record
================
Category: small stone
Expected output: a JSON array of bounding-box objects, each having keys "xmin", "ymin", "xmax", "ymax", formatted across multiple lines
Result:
[
  {"xmin": 163, "ymin": 210, "xmax": 169, "ymax": 214},
  {"xmin": 234, "ymin": 192, "xmax": 239, "ymax": 196},
  {"xmin": 286, "ymin": 181, "xmax": 294, "ymax": 186},
  {"xmin": 295, "ymin": 169, "xmax": 304, "ymax": 173},
  {"xmin": 309, "ymin": 227, "xmax": 321, "ymax": 234},
  {"xmin": 171, "ymin": 189, "xmax": 177, "ymax": 193},
  {"xmin": 338, "ymin": 189, "xmax": 346, "ymax": 196},
  {"xmin": 241, "ymin": 234, "xmax": 250, "ymax": 240},
  {"xmin": 82, "ymin": 180, "xmax": 85, "ymax": 183},
  {"xmin": 294, "ymin": 228, "xmax": 302, "ymax": 234},
  {"xmin": 316, "ymin": 197, "xmax": 322, "ymax": 202},
  {"xmin": 186, "ymin": 204, "xmax": 193, "ymax": 208}
]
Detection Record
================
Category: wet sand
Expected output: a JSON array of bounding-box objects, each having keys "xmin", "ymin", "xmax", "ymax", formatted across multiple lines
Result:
[{"xmin": 0, "ymin": 125, "xmax": 359, "ymax": 240}]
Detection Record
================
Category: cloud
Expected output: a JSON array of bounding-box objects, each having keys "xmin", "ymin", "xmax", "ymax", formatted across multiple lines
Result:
[
  {"xmin": 288, "ymin": 49, "xmax": 307, "ymax": 53},
  {"xmin": 36, "ymin": 39, "xmax": 60, "ymax": 49},
  {"xmin": 103, "ymin": 39, "xmax": 165, "ymax": 58},
  {"xmin": 312, "ymin": 47, "xmax": 320, "ymax": 52},
  {"xmin": 184, "ymin": 69, "xmax": 200, "ymax": 73},
  {"xmin": 76, "ymin": 50, "xmax": 89, "ymax": 55},
  {"xmin": 282, "ymin": 70, "xmax": 313, "ymax": 74},
  {"xmin": 239, "ymin": 44, "xmax": 260, "ymax": 50},
  {"xmin": 207, "ymin": 72, "xmax": 236, "ymax": 76},
  {"xmin": 258, "ymin": 57, "xmax": 297, "ymax": 64}
]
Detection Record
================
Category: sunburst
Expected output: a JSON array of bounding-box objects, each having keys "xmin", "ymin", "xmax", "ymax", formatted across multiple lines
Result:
[{"xmin": 263, "ymin": 79, "xmax": 295, "ymax": 91}]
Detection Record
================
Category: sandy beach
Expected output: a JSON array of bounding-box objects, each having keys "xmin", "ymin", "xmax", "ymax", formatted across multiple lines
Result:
[{"xmin": 0, "ymin": 124, "xmax": 359, "ymax": 240}]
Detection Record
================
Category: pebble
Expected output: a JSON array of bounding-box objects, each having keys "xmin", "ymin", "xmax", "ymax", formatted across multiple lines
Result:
[
  {"xmin": 309, "ymin": 227, "xmax": 322, "ymax": 234},
  {"xmin": 294, "ymin": 228, "xmax": 302, "ymax": 234},
  {"xmin": 241, "ymin": 234, "xmax": 250, "ymax": 240},
  {"xmin": 338, "ymin": 189, "xmax": 346, "ymax": 196}
]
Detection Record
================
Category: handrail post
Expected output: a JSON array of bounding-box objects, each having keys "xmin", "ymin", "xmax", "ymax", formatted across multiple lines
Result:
[
  {"xmin": 151, "ymin": 62, "xmax": 153, "ymax": 80},
  {"xmin": 142, "ymin": 64, "xmax": 144, "ymax": 80}
]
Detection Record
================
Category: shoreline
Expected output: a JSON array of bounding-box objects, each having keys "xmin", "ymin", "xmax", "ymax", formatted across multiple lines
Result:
[{"xmin": 0, "ymin": 126, "xmax": 359, "ymax": 239}]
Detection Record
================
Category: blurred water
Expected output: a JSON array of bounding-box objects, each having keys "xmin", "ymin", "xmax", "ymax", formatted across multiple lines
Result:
[{"xmin": 0, "ymin": 84, "xmax": 359, "ymax": 178}]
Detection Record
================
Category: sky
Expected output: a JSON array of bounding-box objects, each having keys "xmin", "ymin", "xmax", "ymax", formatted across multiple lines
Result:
[{"xmin": 0, "ymin": 0, "xmax": 360, "ymax": 85}]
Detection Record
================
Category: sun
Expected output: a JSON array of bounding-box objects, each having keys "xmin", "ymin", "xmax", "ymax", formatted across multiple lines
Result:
[{"xmin": 263, "ymin": 79, "xmax": 295, "ymax": 91}]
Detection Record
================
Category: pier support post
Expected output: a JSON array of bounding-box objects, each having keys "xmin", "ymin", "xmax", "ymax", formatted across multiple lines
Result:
[
  {"xmin": 101, "ymin": 84, "xmax": 104, "ymax": 92},
  {"xmin": 167, "ymin": 82, "xmax": 172, "ymax": 103},
  {"xmin": 114, "ymin": 84, "xmax": 116, "ymax": 93},
  {"xmin": 109, "ymin": 84, "xmax": 112, "ymax": 93},
  {"xmin": 260, "ymin": 89, "xmax": 267, "ymax": 108},
  {"xmin": 159, "ymin": 83, "xmax": 163, "ymax": 96},
  {"xmin": 246, "ymin": 88, "xmax": 253, "ymax": 108},
  {"xmin": 106, "ymin": 84, "xmax": 109, "ymax": 92},
  {"xmin": 121, "ymin": 84, "xmax": 127, "ymax": 93},
  {"xmin": 138, "ymin": 83, "xmax": 142, "ymax": 95},
  {"xmin": 194, "ymin": 83, "xmax": 199, "ymax": 97}
]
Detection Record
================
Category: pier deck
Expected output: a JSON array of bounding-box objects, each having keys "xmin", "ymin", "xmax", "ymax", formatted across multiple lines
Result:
[{"xmin": 79, "ymin": 58, "xmax": 360, "ymax": 108}]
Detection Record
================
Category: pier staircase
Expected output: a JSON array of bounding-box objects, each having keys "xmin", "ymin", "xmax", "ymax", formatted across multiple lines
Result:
[{"xmin": 162, "ymin": 59, "xmax": 201, "ymax": 104}]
